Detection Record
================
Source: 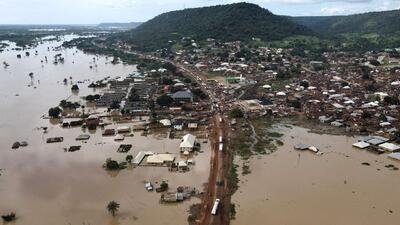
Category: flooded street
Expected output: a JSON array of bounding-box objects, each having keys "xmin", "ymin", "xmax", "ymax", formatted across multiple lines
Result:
[
  {"xmin": 0, "ymin": 37, "xmax": 211, "ymax": 225},
  {"xmin": 232, "ymin": 125, "xmax": 400, "ymax": 225}
]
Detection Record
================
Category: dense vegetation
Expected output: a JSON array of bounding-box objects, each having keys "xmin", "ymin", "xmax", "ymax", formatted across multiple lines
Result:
[
  {"xmin": 115, "ymin": 2, "xmax": 313, "ymax": 51},
  {"xmin": 291, "ymin": 10, "xmax": 400, "ymax": 34},
  {"xmin": 290, "ymin": 9, "xmax": 400, "ymax": 51}
]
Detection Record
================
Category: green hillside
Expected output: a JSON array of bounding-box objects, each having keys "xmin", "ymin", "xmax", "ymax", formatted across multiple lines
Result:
[
  {"xmin": 116, "ymin": 2, "xmax": 313, "ymax": 51},
  {"xmin": 291, "ymin": 9, "xmax": 400, "ymax": 34}
]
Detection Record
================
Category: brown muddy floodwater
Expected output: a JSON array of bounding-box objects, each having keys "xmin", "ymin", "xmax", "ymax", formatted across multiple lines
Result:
[
  {"xmin": 232, "ymin": 125, "xmax": 400, "ymax": 225},
  {"xmin": 0, "ymin": 36, "xmax": 211, "ymax": 225}
]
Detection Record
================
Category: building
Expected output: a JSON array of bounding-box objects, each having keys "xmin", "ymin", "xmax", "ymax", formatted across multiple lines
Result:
[
  {"xmin": 379, "ymin": 143, "xmax": 400, "ymax": 152},
  {"xmin": 171, "ymin": 90, "xmax": 193, "ymax": 102},
  {"xmin": 147, "ymin": 154, "xmax": 175, "ymax": 165},
  {"xmin": 180, "ymin": 134, "xmax": 197, "ymax": 152}
]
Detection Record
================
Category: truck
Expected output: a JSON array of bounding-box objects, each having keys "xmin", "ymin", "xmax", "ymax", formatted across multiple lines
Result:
[
  {"xmin": 219, "ymin": 116, "xmax": 223, "ymax": 123},
  {"xmin": 219, "ymin": 143, "xmax": 223, "ymax": 152},
  {"xmin": 211, "ymin": 198, "xmax": 220, "ymax": 215},
  {"xmin": 219, "ymin": 136, "xmax": 223, "ymax": 143}
]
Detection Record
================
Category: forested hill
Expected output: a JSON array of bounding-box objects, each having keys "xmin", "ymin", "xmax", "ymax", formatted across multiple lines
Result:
[
  {"xmin": 291, "ymin": 9, "xmax": 400, "ymax": 35},
  {"xmin": 116, "ymin": 2, "xmax": 313, "ymax": 51}
]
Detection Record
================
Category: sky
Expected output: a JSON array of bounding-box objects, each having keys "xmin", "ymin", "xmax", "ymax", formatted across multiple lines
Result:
[{"xmin": 0, "ymin": 0, "xmax": 399, "ymax": 24}]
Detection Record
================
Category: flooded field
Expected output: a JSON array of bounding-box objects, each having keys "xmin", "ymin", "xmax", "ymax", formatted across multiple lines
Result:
[
  {"xmin": 0, "ymin": 37, "xmax": 211, "ymax": 225},
  {"xmin": 232, "ymin": 125, "xmax": 400, "ymax": 225}
]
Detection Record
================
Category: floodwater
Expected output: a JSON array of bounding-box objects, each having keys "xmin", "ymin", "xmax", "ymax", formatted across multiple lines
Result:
[
  {"xmin": 0, "ymin": 36, "xmax": 211, "ymax": 225},
  {"xmin": 232, "ymin": 125, "xmax": 400, "ymax": 225}
]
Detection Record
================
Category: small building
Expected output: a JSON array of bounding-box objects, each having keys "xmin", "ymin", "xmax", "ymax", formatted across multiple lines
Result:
[
  {"xmin": 388, "ymin": 152, "xmax": 400, "ymax": 161},
  {"xmin": 178, "ymin": 161, "xmax": 188, "ymax": 171},
  {"xmin": 188, "ymin": 122, "xmax": 198, "ymax": 129},
  {"xmin": 180, "ymin": 134, "xmax": 197, "ymax": 152},
  {"xmin": 76, "ymin": 134, "xmax": 90, "ymax": 141},
  {"xmin": 379, "ymin": 143, "xmax": 400, "ymax": 152},
  {"xmin": 174, "ymin": 120, "xmax": 184, "ymax": 130},
  {"xmin": 352, "ymin": 141, "xmax": 370, "ymax": 149},
  {"xmin": 86, "ymin": 115, "xmax": 100, "ymax": 126},
  {"xmin": 117, "ymin": 126, "xmax": 131, "ymax": 133},
  {"xmin": 103, "ymin": 128, "xmax": 115, "ymax": 136},
  {"xmin": 133, "ymin": 151, "xmax": 154, "ymax": 165},
  {"xmin": 159, "ymin": 119, "xmax": 172, "ymax": 126},
  {"xmin": 363, "ymin": 136, "xmax": 389, "ymax": 146}
]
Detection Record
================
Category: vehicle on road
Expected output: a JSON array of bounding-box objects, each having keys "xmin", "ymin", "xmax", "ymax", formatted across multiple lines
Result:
[{"xmin": 211, "ymin": 198, "xmax": 220, "ymax": 215}]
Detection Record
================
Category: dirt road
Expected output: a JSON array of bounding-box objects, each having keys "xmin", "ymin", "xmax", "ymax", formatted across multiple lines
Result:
[{"xmin": 197, "ymin": 113, "xmax": 232, "ymax": 225}]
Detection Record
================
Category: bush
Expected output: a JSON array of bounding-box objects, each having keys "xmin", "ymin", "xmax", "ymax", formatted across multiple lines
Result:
[
  {"xmin": 229, "ymin": 108, "xmax": 244, "ymax": 118},
  {"xmin": 105, "ymin": 158, "xmax": 120, "ymax": 170},
  {"xmin": 48, "ymin": 107, "xmax": 62, "ymax": 118},
  {"xmin": 110, "ymin": 101, "xmax": 120, "ymax": 109},
  {"xmin": 71, "ymin": 84, "xmax": 79, "ymax": 90},
  {"xmin": 156, "ymin": 94, "xmax": 173, "ymax": 107}
]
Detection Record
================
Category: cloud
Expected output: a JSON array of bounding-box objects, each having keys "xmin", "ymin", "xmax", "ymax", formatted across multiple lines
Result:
[{"xmin": 320, "ymin": 6, "xmax": 345, "ymax": 14}]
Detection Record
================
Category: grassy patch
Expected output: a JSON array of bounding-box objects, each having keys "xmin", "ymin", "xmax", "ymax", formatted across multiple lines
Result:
[
  {"xmin": 267, "ymin": 131, "xmax": 284, "ymax": 138},
  {"xmin": 229, "ymin": 164, "xmax": 239, "ymax": 195},
  {"xmin": 229, "ymin": 203, "xmax": 237, "ymax": 220}
]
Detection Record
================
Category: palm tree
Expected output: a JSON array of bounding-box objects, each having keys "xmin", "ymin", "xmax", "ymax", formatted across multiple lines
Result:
[{"xmin": 107, "ymin": 201, "xmax": 120, "ymax": 217}]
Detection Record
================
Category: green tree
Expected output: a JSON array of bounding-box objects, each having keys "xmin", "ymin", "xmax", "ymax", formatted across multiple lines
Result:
[
  {"xmin": 105, "ymin": 158, "xmax": 120, "ymax": 170},
  {"xmin": 107, "ymin": 201, "xmax": 120, "ymax": 217},
  {"xmin": 229, "ymin": 108, "xmax": 244, "ymax": 118},
  {"xmin": 110, "ymin": 101, "xmax": 120, "ymax": 110},
  {"xmin": 156, "ymin": 94, "xmax": 173, "ymax": 107},
  {"xmin": 48, "ymin": 107, "xmax": 62, "ymax": 118},
  {"xmin": 126, "ymin": 155, "xmax": 133, "ymax": 163}
]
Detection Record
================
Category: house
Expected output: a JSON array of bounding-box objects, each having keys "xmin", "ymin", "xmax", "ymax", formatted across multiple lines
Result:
[
  {"xmin": 171, "ymin": 90, "xmax": 193, "ymax": 102},
  {"xmin": 173, "ymin": 120, "xmax": 184, "ymax": 130},
  {"xmin": 159, "ymin": 119, "xmax": 172, "ymax": 126},
  {"xmin": 180, "ymin": 134, "xmax": 197, "ymax": 152},
  {"xmin": 379, "ymin": 143, "xmax": 400, "ymax": 152},
  {"xmin": 188, "ymin": 122, "xmax": 198, "ymax": 129},
  {"xmin": 361, "ymin": 136, "xmax": 389, "ymax": 146},
  {"xmin": 103, "ymin": 128, "xmax": 115, "ymax": 136},
  {"xmin": 352, "ymin": 141, "xmax": 370, "ymax": 149},
  {"xmin": 86, "ymin": 115, "xmax": 100, "ymax": 126},
  {"xmin": 147, "ymin": 154, "xmax": 175, "ymax": 165},
  {"xmin": 388, "ymin": 152, "xmax": 400, "ymax": 160},
  {"xmin": 117, "ymin": 126, "xmax": 131, "ymax": 133}
]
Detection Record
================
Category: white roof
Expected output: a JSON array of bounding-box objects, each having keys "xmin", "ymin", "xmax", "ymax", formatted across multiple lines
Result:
[
  {"xmin": 276, "ymin": 91, "xmax": 286, "ymax": 96},
  {"xmin": 379, "ymin": 143, "xmax": 400, "ymax": 152},
  {"xmin": 159, "ymin": 119, "xmax": 171, "ymax": 126},
  {"xmin": 117, "ymin": 126, "xmax": 130, "ymax": 131},
  {"xmin": 147, "ymin": 154, "xmax": 175, "ymax": 164},
  {"xmin": 114, "ymin": 134, "xmax": 125, "ymax": 141},
  {"xmin": 388, "ymin": 152, "xmax": 400, "ymax": 160},
  {"xmin": 380, "ymin": 122, "xmax": 391, "ymax": 127},
  {"xmin": 352, "ymin": 141, "xmax": 370, "ymax": 149},
  {"xmin": 133, "ymin": 151, "xmax": 154, "ymax": 165},
  {"xmin": 262, "ymin": 84, "xmax": 271, "ymax": 89},
  {"xmin": 332, "ymin": 103, "xmax": 344, "ymax": 109},
  {"xmin": 178, "ymin": 161, "xmax": 188, "ymax": 167},
  {"xmin": 180, "ymin": 134, "xmax": 196, "ymax": 148}
]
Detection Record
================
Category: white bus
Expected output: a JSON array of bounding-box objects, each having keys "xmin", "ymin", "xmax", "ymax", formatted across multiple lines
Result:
[
  {"xmin": 219, "ymin": 136, "xmax": 223, "ymax": 143},
  {"xmin": 211, "ymin": 198, "xmax": 220, "ymax": 215},
  {"xmin": 219, "ymin": 143, "xmax": 223, "ymax": 152}
]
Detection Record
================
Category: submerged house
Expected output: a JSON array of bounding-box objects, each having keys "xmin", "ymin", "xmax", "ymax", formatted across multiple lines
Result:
[{"xmin": 180, "ymin": 134, "xmax": 197, "ymax": 152}]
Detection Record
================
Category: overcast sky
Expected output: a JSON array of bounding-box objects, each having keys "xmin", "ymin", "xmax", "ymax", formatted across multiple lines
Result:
[{"xmin": 0, "ymin": 0, "xmax": 399, "ymax": 24}]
